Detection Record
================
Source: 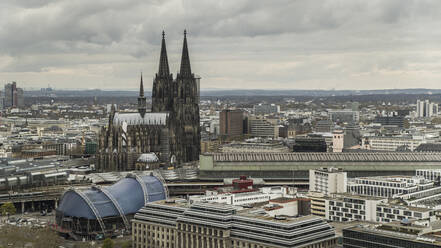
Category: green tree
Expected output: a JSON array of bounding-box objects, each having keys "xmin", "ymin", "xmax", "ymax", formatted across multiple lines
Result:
[
  {"xmin": 102, "ymin": 238, "xmax": 114, "ymax": 248},
  {"xmin": 0, "ymin": 202, "xmax": 16, "ymax": 216},
  {"xmin": 121, "ymin": 240, "xmax": 131, "ymax": 248}
]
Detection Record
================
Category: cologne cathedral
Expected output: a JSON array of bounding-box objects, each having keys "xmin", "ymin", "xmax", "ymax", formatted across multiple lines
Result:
[{"xmin": 96, "ymin": 31, "xmax": 201, "ymax": 172}]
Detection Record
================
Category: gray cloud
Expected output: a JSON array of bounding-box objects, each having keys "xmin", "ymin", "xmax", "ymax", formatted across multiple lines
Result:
[{"xmin": 1, "ymin": 0, "xmax": 441, "ymax": 90}]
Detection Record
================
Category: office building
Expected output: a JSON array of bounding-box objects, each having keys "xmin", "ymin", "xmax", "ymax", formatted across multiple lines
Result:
[
  {"xmin": 310, "ymin": 192, "xmax": 434, "ymax": 223},
  {"xmin": 293, "ymin": 136, "xmax": 327, "ymax": 152},
  {"xmin": 417, "ymin": 169, "xmax": 441, "ymax": 182},
  {"xmin": 376, "ymin": 203, "xmax": 434, "ymax": 223},
  {"xmin": 362, "ymin": 136, "xmax": 427, "ymax": 151},
  {"xmin": 328, "ymin": 110, "xmax": 359, "ymax": 123},
  {"xmin": 132, "ymin": 200, "xmax": 337, "ymax": 248},
  {"xmin": 249, "ymin": 117, "xmax": 279, "ymax": 138},
  {"xmin": 219, "ymin": 109, "xmax": 244, "ymax": 136},
  {"xmin": 373, "ymin": 116, "xmax": 405, "ymax": 128},
  {"xmin": 189, "ymin": 185, "xmax": 295, "ymax": 206},
  {"xmin": 348, "ymin": 176, "xmax": 435, "ymax": 199},
  {"xmin": 309, "ymin": 168, "xmax": 347, "ymax": 195},
  {"xmin": 253, "ymin": 103, "xmax": 280, "ymax": 115},
  {"xmin": 343, "ymin": 221, "xmax": 441, "ymax": 247},
  {"xmin": 3, "ymin": 81, "xmax": 24, "ymax": 108},
  {"xmin": 315, "ymin": 119, "xmax": 333, "ymax": 133}
]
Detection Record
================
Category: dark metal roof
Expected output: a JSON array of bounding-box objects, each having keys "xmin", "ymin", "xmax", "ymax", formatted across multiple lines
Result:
[
  {"xmin": 210, "ymin": 152, "xmax": 441, "ymax": 162},
  {"xmin": 57, "ymin": 174, "xmax": 167, "ymax": 219}
]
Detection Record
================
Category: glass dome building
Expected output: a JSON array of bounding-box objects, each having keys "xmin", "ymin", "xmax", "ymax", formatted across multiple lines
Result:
[{"xmin": 55, "ymin": 173, "xmax": 167, "ymax": 239}]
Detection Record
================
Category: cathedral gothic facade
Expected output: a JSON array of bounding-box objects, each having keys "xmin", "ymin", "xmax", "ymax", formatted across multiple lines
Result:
[{"xmin": 96, "ymin": 31, "xmax": 201, "ymax": 172}]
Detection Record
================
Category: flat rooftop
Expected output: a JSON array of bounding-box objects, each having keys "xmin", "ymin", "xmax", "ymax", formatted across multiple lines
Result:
[{"xmin": 149, "ymin": 199, "xmax": 321, "ymax": 225}]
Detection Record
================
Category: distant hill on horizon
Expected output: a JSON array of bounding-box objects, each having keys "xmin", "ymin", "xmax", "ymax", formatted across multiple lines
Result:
[{"xmin": 23, "ymin": 88, "xmax": 441, "ymax": 97}]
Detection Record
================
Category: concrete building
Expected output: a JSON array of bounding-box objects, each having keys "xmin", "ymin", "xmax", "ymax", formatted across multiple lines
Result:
[
  {"xmin": 348, "ymin": 176, "xmax": 436, "ymax": 199},
  {"xmin": 309, "ymin": 168, "xmax": 347, "ymax": 195},
  {"xmin": 376, "ymin": 203, "xmax": 434, "ymax": 223},
  {"xmin": 417, "ymin": 99, "xmax": 438, "ymax": 118},
  {"xmin": 343, "ymin": 220, "xmax": 441, "ymax": 247},
  {"xmin": 253, "ymin": 103, "xmax": 280, "ymax": 115},
  {"xmin": 327, "ymin": 194, "xmax": 386, "ymax": 222},
  {"xmin": 292, "ymin": 136, "xmax": 327, "ymax": 152},
  {"xmin": 373, "ymin": 116, "xmax": 405, "ymax": 128},
  {"xmin": 332, "ymin": 130, "xmax": 344, "ymax": 152},
  {"xmin": 310, "ymin": 192, "xmax": 435, "ymax": 223},
  {"xmin": 249, "ymin": 117, "xmax": 279, "ymax": 138},
  {"xmin": 189, "ymin": 186, "xmax": 295, "ymax": 206},
  {"xmin": 417, "ymin": 169, "xmax": 441, "ymax": 182},
  {"xmin": 315, "ymin": 119, "xmax": 333, "ymax": 133},
  {"xmin": 362, "ymin": 136, "xmax": 427, "ymax": 151},
  {"xmin": 3, "ymin": 82, "xmax": 24, "ymax": 108},
  {"xmin": 219, "ymin": 109, "xmax": 244, "ymax": 136},
  {"xmin": 132, "ymin": 200, "xmax": 337, "ymax": 248},
  {"xmin": 328, "ymin": 110, "xmax": 359, "ymax": 123}
]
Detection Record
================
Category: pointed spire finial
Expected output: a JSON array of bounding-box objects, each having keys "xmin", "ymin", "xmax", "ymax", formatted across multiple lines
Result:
[
  {"xmin": 179, "ymin": 29, "xmax": 192, "ymax": 77},
  {"xmin": 158, "ymin": 30, "xmax": 170, "ymax": 77},
  {"xmin": 139, "ymin": 72, "xmax": 144, "ymax": 97}
]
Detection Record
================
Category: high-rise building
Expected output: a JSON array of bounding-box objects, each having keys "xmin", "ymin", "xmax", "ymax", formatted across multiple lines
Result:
[
  {"xmin": 417, "ymin": 99, "xmax": 438, "ymax": 118},
  {"xmin": 219, "ymin": 109, "xmax": 244, "ymax": 136},
  {"xmin": 3, "ymin": 82, "xmax": 24, "ymax": 108},
  {"xmin": 96, "ymin": 31, "xmax": 201, "ymax": 171}
]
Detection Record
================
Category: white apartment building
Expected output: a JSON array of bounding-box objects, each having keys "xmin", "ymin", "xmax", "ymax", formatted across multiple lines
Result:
[
  {"xmin": 417, "ymin": 169, "xmax": 441, "ymax": 182},
  {"xmin": 376, "ymin": 204, "xmax": 435, "ymax": 223},
  {"xmin": 361, "ymin": 136, "xmax": 428, "ymax": 151},
  {"xmin": 311, "ymin": 193, "xmax": 434, "ymax": 223},
  {"xmin": 309, "ymin": 168, "xmax": 347, "ymax": 195},
  {"xmin": 327, "ymin": 194, "xmax": 386, "ymax": 222},
  {"xmin": 189, "ymin": 186, "xmax": 295, "ymax": 206},
  {"xmin": 348, "ymin": 176, "xmax": 434, "ymax": 198}
]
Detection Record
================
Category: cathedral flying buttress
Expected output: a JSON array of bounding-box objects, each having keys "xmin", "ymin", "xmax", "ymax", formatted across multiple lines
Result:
[{"xmin": 96, "ymin": 31, "xmax": 201, "ymax": 172}]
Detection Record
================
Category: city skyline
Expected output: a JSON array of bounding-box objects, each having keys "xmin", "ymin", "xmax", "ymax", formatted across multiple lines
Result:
[{"xmin": 1, "ymin": 0, "xmax": 441, "ymax": 90}]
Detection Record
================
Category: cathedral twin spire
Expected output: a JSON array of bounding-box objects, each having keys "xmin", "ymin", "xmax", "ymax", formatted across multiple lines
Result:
[
  {"xmin": 156, "ymin": 30, "xmax": 192, "ymax": 79},
  {"xmin": 139, "ymin": 30, "xmax": 193, "ymax": 116}
]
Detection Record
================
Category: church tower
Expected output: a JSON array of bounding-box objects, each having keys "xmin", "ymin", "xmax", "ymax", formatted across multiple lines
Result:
[
  {"xmin": 152, "ymin": 31, "xmax": 173, "ymax": 113},
  {"xmin": 138, "ymin": 73, "xmax": 146, "ymax": 117},
  {"xmin": 175, "ymin": 30, "xmax": 201, "ymax": 162}
]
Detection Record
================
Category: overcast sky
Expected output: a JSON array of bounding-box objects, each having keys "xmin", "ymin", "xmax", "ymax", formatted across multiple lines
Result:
[{"xmin": 1, "ymin": 0, "xmax": 441, "ymax": 90}]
